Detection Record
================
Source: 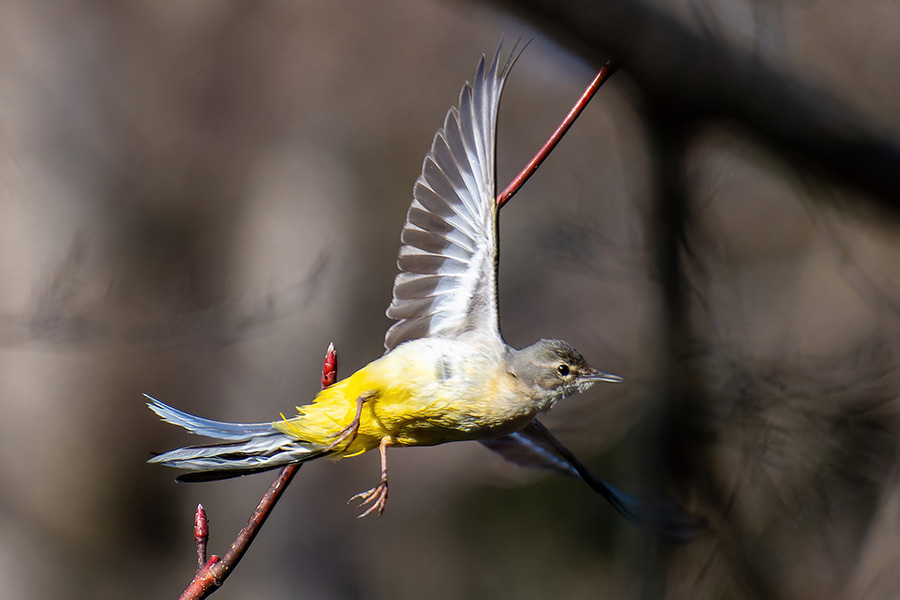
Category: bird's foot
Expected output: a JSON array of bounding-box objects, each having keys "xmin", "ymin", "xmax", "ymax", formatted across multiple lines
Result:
[
  {"xmin": 349, "ymin": 479, "xmax": 388, "ymax": 518},
  {"xmin": 326, "ymin": 420, "xmax": 359, "ymax": 452},
  {"xmin": 326, "ymin": 391, "xmax": 375, "ymax": 452}
]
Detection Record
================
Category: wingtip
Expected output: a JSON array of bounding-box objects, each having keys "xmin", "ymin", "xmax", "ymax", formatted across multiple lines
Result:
[
  {"xmin": 496, "ymin": 33, "xmax": 531, "ymax": 78},
  {"xmin": 383, "ymin": 36, "xmax": 523, "ymax": 351}
]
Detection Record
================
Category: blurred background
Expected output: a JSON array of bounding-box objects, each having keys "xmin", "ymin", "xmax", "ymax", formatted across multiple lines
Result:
[{"xmin": 2, "ymin": 0, "xmax": 900, "ymax": 598}]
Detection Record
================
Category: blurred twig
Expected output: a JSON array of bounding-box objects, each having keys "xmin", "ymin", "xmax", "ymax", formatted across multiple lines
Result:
[{"xmin": 496, "ymin": 0, "xmax": 900, "ymax": 218}]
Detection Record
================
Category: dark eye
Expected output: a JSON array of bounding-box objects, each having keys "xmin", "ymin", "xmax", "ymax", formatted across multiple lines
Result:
[{"xmin": 557, "ymin": 364, "xmax": 570, "ymax": 376}]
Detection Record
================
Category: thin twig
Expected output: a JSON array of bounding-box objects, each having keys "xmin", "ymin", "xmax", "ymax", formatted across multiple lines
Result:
[
  {"xmin": 176, "ymin": 344, "xmax": 338, "ymax": 600},
  {"xmin": 496, "ymin": 59, "xmax": 616, "ymax": 208}
]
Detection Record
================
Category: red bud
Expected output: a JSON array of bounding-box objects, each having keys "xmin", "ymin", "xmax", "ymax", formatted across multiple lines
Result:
[{"xmin": 321, "ymin": 343, "xmax": 337, "ymax": 389}]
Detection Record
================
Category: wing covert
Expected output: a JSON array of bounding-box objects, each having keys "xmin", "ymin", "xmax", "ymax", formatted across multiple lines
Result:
[{"xmin": 384, "ymin": 42, "xmax": 523, "ymax": 351}]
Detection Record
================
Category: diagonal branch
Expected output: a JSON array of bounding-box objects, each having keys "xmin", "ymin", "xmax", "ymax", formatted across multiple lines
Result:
[
  {"xmin": 497, "ymin": 59, "xmax": 616, "ymax": 208},
  {"xmin": 176, "ymin": 343, "xmax": 338, "ymax": 600}
]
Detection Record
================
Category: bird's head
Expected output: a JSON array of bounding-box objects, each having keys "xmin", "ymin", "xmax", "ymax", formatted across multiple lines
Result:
[{"xmin": 509, "ymin": 339, "xmax": 622, "ymax": 412}]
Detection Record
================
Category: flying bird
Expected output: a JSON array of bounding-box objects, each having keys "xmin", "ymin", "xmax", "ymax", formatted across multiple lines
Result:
[{"xmin": 147, "ymin": 43, "xmax": 697, "ymax": 534}]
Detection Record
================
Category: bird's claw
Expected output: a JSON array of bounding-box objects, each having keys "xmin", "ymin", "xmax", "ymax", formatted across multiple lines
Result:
[
  {"xmin": 326, "ymin": 422, "xmax": 358, "ymax": 452},
  {"xmin": 326, "ymin": 391, "xmax": 375, "ymax": 452},
  {"xmin": 349, "ymin": 479, "xmax": 388, "ymax": 518}
]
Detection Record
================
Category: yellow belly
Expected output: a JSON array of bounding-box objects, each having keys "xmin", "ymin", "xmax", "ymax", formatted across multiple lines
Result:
[{"xmin": 273, "ymin": 338, "xmax": 532, "ymax": 457}]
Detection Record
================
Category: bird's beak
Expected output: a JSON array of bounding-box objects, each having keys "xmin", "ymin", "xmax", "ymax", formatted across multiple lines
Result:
[{"xmin": 583, "ymin": 368, "xmax": 624, "ymax": 383}]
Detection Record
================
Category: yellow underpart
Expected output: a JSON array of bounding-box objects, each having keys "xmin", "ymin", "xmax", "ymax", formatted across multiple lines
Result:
[
  {"xmin": 273, "ymin": 354, "xmax": 419, "ymax": 458},
  {"xmin": 271, "ymin": 338, "xmax": 524, "ymax": 459}
]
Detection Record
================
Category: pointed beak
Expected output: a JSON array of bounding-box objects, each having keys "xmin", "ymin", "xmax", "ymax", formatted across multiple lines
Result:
[{"xmin": 582, "ymin": 368, "xmax": 624, "ymax": 383}]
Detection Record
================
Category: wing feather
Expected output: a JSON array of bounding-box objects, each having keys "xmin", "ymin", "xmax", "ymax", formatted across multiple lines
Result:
[
  {"xmin": 385, "ymin": 41, "xmax": 524, "ymax": 351},
  {"xmin": 481, "ymin": 421, "xmax": 707, "ymax": 539}
]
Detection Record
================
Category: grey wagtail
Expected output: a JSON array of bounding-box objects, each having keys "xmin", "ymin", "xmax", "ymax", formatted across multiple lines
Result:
[{"xmin": 147, "ymin": 43, "xmax": 692, "ymax": 531}]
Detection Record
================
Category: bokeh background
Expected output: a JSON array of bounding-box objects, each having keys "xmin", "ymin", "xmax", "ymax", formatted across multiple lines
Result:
[{"xmin": 2, "ymin": 0, "xmax": 900, "ymax": 598}]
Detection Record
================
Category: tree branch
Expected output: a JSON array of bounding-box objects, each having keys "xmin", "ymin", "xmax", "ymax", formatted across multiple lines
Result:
[
  {"xmin": 176, "ymin": 343, "xmax": 338, "ymax": 600},
  {"xmin": 497, "ymin": 59, "xmax": 616, "ymax": 208}
]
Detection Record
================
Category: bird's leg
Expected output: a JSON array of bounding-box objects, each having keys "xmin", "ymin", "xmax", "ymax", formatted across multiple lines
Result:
[
  {"xmin": 349, "ymin": 437, "xmax": 391, "ymax": 518},
  {"xmin": 327, "ymin": 390, "xmax": 376, "ymax": 452}
]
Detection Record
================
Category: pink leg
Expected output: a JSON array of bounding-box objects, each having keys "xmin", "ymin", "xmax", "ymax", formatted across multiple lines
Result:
[
  {"xmin": 349, "ymin": 437, "xmax": 391, "ymax": 518},
  {"xmin": 327, "ymin": 391, "xmax": 375, "ymax": 452}
]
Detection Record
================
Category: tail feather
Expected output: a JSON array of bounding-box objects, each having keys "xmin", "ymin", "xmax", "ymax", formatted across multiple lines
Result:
[
  {"xmin": 145, "ymin": 394, "xmax": 275, "ymax": 441},
  {"xmin": 176, "ymin": 464, "xmax": 298, "ymax": 483},
  {"xmin": 145, "ymin": 394, "xmax": 324, "ymax": 478}
]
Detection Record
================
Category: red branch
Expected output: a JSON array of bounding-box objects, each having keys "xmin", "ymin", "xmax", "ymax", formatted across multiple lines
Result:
[
  {"xmin": 496, "ymin": 59, "xmax": 616, "ymax": 208},
  {"xmin": 170, "ymin": 60, "xmax": 614, "ymax": 599},
  {"xmin": 176, "ymin": 344, "xmax": 337, "ymax": 600}
]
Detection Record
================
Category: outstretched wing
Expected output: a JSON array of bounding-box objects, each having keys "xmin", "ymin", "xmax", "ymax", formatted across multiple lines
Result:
[
  {"xmin": 384, "ymin": 42, "xmax": 524, "ymax": 351},
  {"xmin": 481, "ymin": 421, "xmax": 707, "ymax": 541}
]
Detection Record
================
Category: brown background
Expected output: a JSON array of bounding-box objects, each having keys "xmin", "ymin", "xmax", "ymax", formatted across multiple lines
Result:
[{"xmin": 2, "ymin": 1, "xmax": 900, "ymax": 598}]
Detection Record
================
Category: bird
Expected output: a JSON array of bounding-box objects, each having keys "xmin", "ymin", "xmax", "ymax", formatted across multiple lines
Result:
[{"xmin": 147, "ymin": 42, "xmax": 698, "ymax": 534}]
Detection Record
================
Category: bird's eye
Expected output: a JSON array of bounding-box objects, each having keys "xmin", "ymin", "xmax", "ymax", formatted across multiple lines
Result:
[{"xmin": 557, "ymin": 364, "xmax": 570, "ymax": 376}]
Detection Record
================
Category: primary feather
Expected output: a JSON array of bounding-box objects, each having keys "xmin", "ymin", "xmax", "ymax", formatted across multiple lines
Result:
[{"xmin": 384, "ymin": 42, "xmax": 525, "ymax": 351}]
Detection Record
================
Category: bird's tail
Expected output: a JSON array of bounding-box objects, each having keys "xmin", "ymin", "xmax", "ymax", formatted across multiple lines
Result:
[{"xmin": 145, "ymin": 394, "xmax": 325, "ymax": 482}]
